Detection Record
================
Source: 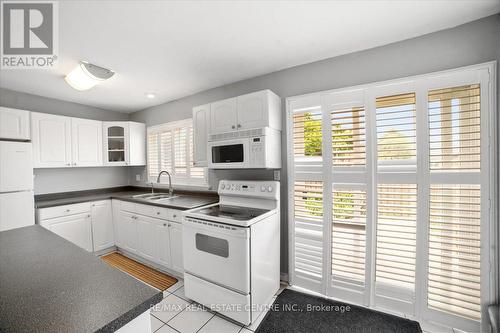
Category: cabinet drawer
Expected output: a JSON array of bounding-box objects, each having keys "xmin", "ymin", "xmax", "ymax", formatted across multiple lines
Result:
[
  {"xmin": 136, "ymin": 203, "xmax": 171, "ymax": 220},
  {"xmin": 39, "ymin": 202, "xmax": 91, "ymax": 220},
  {"xmin": 119, "ymin": 200, "xmax": 136, "ymax": 212},
  {"xmin": 170, "ymin": 209, "xmax": 182, "ymax": 223}
]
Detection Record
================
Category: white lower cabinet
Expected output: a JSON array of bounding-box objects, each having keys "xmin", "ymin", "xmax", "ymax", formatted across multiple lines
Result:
[
  {"xmin": 111, "ymin": 200, "xmax": 183, "ymax": 274},
  {"xmin": 169, "ymin": 222, "xmax": 184, "ymax": 272},
  {"xmin": 136, "ymin": 215, "xmax": 155, "ymax": 262},
  {"xmin": 42, "ymin": 213, "xmax": 93, "ymax": 252},
  {"xmin": 39, "ymin": 199, "xmax": 183, "ymax": 274},
  {"xmin": 91, "ymin": 200, "xmax": 114, "ymax": 252},
  {"xmin": 154, "ymin": 220, "xmax": 172, "ymax": 268},
  {"xmin": 39, "ymin": 201, "xmax": 114, "ymax": 253}
]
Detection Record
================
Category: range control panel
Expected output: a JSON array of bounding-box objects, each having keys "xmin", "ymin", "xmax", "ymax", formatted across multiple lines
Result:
[{"xmin": 218, "ymin": 180, "xmax": 279, "ymax": 199}]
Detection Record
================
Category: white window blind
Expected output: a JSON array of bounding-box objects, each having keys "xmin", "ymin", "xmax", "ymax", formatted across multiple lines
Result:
[
  {"xmin": 293, "ymin": 107, "xmax": 322, "ymax": 160},
  {"xmin": 428, "ymin": 84, "xmax": 481, "ymax": 171},
  {"xmin": 293, "ymin": 181, "xmax": 324, "ymax": 286},
  {"xmin": 147, "ymin": 119, "xmax": 207, "ymax": 186},
  {"xmin": 331, "ymin": 186, "xmax": 367, "ymax": 283},
  {"xmin": 376, "ymin": 184, "xmax": 417, "ymax": 290},
  {"xmin": 376, "ymin": 93, "xmax": 417, "ymax": 167},
  {"xmin": 331, "ymin": 107, "xmax": 366, "ymax": 167},
  {"xmin": 288, "ymin": 65, "xmax": 493, "ymax": 333},
  {"xmin": 428, "ymin": 185, "xmax": 481, "ymax": 321}
]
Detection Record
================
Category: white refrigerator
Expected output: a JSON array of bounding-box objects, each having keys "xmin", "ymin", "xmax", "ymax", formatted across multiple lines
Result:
[{"xmin": 0, "ymin": 141, "xmax": 34, "ymax": 231}]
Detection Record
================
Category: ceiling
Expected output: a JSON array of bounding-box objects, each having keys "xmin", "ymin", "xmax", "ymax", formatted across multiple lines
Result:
[{"xmin": 1, "ymin": 1, "xmax": 499, "ymax": 113}]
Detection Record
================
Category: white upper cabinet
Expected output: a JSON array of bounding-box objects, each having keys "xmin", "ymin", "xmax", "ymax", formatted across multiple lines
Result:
[
  {"xmin": 210, "ymin": 97, "xmax": 238, "ymax": 133},
  {"xmin": 103, "ymin": 121, "xmax": 146, "ymax": 166},
  {"xmin": 207, "ymin": 90, "xmax": 281, "ymax": 135},
  {"xmin": 237, "ymin": 90, "xmax": 281, "ymax": 130},
  {"xmin": 0, "ymin": 107, "xmax": 30, "ymax": 140},
  {"xmin": 31, "ymin": 112, "xmax": 72, "ymax": 168},
  {"xmin": 71, "ymin": 118, "xmax": 103, "ymax": 167},
  {"xmin": 193, "ymin": 104, "xmax": 210, "ymax": 166},
  {"xmin": 32, "ymin": 112, "xmax": 105, "ymax": 168},
  {"xmin": 128, "ymin": 122, "xmax": 146, "ymax": 166}
]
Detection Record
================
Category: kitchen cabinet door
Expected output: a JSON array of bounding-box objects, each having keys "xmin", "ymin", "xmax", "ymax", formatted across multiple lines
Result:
[
  {"xmin": 71, "ymin": 118, "xmax": 103, "ymax": 167},
  {"xmin": 31, "ymin": 112, "xmax": 72, "ymax": 168},
  {"xmin": 210, "ymin": 97, "xmax": 237, "ymax": 134},
  {"xmin": 193, "ymin": 104, "xmax": 210, "ymax": 166},
  {"xmin": 103, "ymin": 122, "xmax": 129, "ymax": 166},
  {"xmin": 120, "ymin": 211, "xmax": 138, "ymax": 253},
  {"xmin": 236, "ymin": 90, "xmax": 269, "ymax": 130},
  {"xmin": 236, "ymin": 90, "xmax": 282, "ymax": 131},
  {"xmin": 136, "ymin": 215, "xmax": 155, "ymax": 262},
  {"xmin": 169, "ymin": 221, "xmax": 183, "ymax": 272},
  {"xmin": 45, "ymin": 213, "xmax": 93, "ymax": 252},
  {"xmin": 0, "ymin": 107, "xmax": 30, "ymax": 140},
  {"xmin": 128, "ymin": 122, "xmax": 146, "ymax": 166},
  {"xmin": 153, "ymin": 220, "xmax": 172, "ymax": 268},
  {"xmin": 91, "ymin": 200, "xmax": 114, "ymax": 252}
]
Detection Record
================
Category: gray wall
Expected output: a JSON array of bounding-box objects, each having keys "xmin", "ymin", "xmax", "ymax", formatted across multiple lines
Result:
[
  {"xmin": 0, "ymin": 88, "xmax": 130, "ymax": 194},
  {"xmin": 129, "ymin": 14, "xmax": 500, "ymax": 275}
]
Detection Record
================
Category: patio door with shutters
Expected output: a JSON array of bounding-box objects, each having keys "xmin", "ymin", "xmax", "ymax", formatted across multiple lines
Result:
[{"xmin": 287, "ymin": 63, "xmax": 496, "ymax": 333}]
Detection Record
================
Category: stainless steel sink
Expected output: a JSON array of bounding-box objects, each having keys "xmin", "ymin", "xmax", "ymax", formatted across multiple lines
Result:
[
  {"xmin": 132, "ymin": 193, "xmax": 157, "ymax": 199},
  {"xmin": 149, "ymin": 194, "xmax": 178, "ymax": 201},
  {"xmin": 132, "ymin": 193, "xmax": 178, "ymax": 201}
]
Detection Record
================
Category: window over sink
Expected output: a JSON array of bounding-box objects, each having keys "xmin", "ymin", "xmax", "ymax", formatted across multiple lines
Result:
[{"xmin": 147, "ymin": 118, "xmax": 208, "ymax": 187}]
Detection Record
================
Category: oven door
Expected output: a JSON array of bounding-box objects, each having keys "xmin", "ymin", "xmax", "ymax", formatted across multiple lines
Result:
[
  {"xmin": 208, "ymin": 138, "xmax": 249, "ymax": 169},
  {"xmin": 182, "ymin": 217, "xmax": 250, "ymax": 293}
]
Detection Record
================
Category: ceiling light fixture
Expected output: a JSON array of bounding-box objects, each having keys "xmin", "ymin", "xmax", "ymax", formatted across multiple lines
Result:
[
  {"xmin": 65, "ymin": 61, "xmax": 115, "ymax": 91},
  {"xmin": 146, "ymin": 93, "xmax": 156, "ymax": 99}
]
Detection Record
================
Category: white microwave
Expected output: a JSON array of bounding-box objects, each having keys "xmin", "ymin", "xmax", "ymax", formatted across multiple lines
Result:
[{"xmin": 207, "ymin": 127, "xmax": 281, "ymax": 169}]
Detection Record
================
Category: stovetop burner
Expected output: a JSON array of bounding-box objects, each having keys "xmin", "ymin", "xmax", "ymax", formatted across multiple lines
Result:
[{"xmin": 194, "ymin": 204, "xmax": 270, "ymax": 221}]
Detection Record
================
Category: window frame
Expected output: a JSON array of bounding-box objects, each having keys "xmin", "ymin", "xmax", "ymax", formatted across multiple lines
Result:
[
  {"xmin": 286, "ymin": 62, "xmax": 497, "ymax": 333},
  {"xmin": 147, "ymin": 118, "xmax": 208, "ymax": 188}
]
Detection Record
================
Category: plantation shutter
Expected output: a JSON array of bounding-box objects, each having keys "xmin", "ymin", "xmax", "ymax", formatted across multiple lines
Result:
[
  {"xmin": 147, "ymin": 119, "xmax": 207, "ymax": 186},
  {"xmin": 288, "ymin": 66, "xmax": 492, "ymax": 333},
  {"xmin": 289, "ymin": 96, "xmax": 324, "ymax": 293},
  {"xmin": 160, "ymin": 130, "xmax": 173, "ymax": 173},
  {"xmin": 428, "ymin": 185, "xmax": 481, "ymax": 321},
  {"xmin": 331, "ymin": 186, "xmax": 367, "ymax": 283},
  {"xmin": 425, "ymin": 83, "xmax": 483, "ymax": 324},
  {"xmin": 174, "ymin": 127, "xmax": 188, "ymax": 175},
  {"xmin": 147, "ymin": 133, "xmax": 160, "ymax": 178},
  {"xmin": 376, "ymin": 93, "xmax": 417, "ymax": 168},
  {"xmin": 376, "ymin": 184, "xmax": 417, "ymax": 290},
  {"xmin": 331, "ymin": 107, "xmax": 366, "ymax": 167}
]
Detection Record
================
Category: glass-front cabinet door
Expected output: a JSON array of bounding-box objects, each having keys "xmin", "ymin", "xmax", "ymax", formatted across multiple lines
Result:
[{"xmin": 103, "ymin": 122, "xmax": 129, "ymax": 165}]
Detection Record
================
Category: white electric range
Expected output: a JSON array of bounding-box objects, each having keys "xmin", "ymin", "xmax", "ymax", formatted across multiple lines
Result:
[{"xmin": 182, "ymin": 180, "xmax": 280, "ymax": 325}]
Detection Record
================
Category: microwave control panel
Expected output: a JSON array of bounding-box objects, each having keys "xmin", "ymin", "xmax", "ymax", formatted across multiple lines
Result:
[{"xmin": 249, "ymin": 136, "xmax": 265, "ymax": 167}]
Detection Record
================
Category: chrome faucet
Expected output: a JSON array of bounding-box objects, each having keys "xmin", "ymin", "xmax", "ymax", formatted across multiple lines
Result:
[{"xmin": 157, "ymin": 170, "xmax": 173, "ymax": 196}]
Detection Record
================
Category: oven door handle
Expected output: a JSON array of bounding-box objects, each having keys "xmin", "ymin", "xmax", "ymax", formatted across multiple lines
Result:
[{"xmin": 183, "ymin": 218, "xmax": 249, "ymax": 238}]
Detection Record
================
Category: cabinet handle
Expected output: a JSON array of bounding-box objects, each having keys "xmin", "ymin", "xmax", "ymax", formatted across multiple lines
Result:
[
  {"xmin": 87, "ymin": 214, "xmax": 91, "ymax": 218},
  {"xmin": 163, "ymin": 223, "xmax": 167, "ymax": 227},
  {"xmin": 231, "ymin": 125, "xmax": 235, "ymax": 129},
  {"xmin": 168, "ymin": 223, "xmax": 171, "ymax": 227},
  {"xmin": 173, "ymin": 214, "xmax": 177, "ymax": 218},
  {"xmin": 73, "ymin": 163, "xmax": 77, "ymax": 166},
  {"xmin": 237, "ymin": 124, "xmax": 241, "ymax": 128},
  {"xmin": 66, "ymin": 209, "xmax": 70, "ymax": 212},
  {"xmin": 66, "ymin": 163, "xmax": 70, "ymax": 166},
  {"xmin": 157, "ymin": 212, "xmax": 160, "ymax": 215}
]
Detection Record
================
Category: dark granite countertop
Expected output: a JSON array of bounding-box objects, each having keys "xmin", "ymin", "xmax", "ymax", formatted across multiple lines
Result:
[
  {"xmin": 35, "ymin": 186, "xmax": 218, "ymax": 210},
  {"xmin": 0, "ymin": 225, "xmax": 162, "ymax": 332}
]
